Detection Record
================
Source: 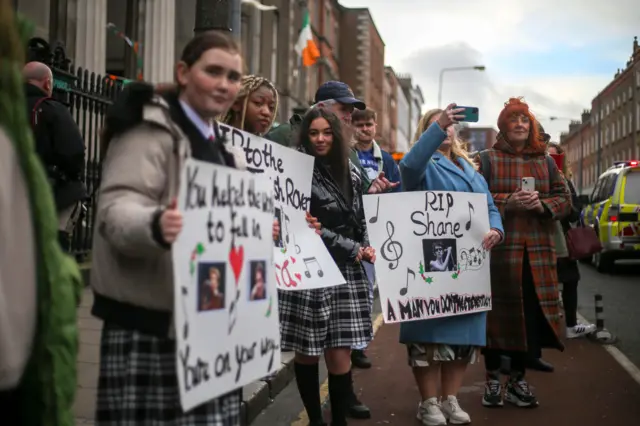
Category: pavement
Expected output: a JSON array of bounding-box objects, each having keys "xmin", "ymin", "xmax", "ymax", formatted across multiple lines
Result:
[
  {"xmin": 74, "ymin": 288, "xmax": 298, "ymax": 426},
  {"xmin": 577, "ymin": 260, "xmax": 640, "ymax": 366},
  {"xmin": 344, "ymin": 321, "xmax": 640, "ymax": 425},
  {"xmin": 75, "ymin": 261, "xmax": 640, "ymax": 425}
]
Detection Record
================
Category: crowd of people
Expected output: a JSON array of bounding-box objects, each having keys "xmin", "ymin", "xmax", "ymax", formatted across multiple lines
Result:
[{"xmin": 0, "ymin": 6, "xmax": 597, "ymax": 425}]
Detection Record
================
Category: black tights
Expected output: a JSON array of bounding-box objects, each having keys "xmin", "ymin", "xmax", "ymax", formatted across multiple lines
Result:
[
  {"xmin": 294, "ymin": 362, "xmax": 352, "ymax": 425},
  {"xmin": 562, "ymin": 280, "xmax": 578, "ymax": 327}
]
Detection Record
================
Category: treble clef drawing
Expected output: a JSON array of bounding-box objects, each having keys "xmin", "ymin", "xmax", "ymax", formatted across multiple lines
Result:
[{"xmin": 380, "ymin": 220, "xmax": 403, "ymax": 270}]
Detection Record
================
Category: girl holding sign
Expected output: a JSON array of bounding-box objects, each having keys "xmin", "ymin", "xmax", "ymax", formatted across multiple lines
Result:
[
  {"xmin": 398, "ymin": 105, "xmax": 504, "ymax": 426},
  {"xmin": 220, "ymin": 74, "xmax": 279, "ymax": 137},
  {"xmin": 90, "ymin": 32, "xmax": 250, "ymax": 425},
  {"xmin": 279, "ymin": 108, "xmax": 376, "ymax": 426}
]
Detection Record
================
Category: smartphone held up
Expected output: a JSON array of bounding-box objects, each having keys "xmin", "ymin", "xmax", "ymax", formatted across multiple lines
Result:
[{"xmin": 455, "ymin": 106, "xmax": 479, "ymax": 123}]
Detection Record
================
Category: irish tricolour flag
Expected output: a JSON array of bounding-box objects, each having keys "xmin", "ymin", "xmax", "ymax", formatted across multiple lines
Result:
[{"xmin": 295, "ymin": 11, "xmax": 321, "ymax": 67}]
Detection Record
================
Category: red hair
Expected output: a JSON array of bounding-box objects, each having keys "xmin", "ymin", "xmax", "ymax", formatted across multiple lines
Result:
[{"xmin": 497, "ymin": 97, "xmax": 543, "ymax": 151}]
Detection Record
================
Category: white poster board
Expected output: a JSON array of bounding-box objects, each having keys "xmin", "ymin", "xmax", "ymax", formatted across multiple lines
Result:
[
  {"xmin": 363, "ymin": 191, "xmax": 492, "ymax": 324},
  {"xmin": 219, "ymin": 123, "xmax": 346, "ymax": 290},
  {"xmin": 173, "ymin": 159, "xmax": 281, "ymax": 411}
]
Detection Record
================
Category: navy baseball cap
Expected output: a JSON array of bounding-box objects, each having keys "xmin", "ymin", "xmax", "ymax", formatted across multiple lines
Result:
[{"xmin": 314, "ymin": 81, "xmax": 366, "ymax": 110}]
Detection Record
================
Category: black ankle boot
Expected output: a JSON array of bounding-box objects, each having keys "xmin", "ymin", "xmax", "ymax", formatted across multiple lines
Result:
[
  {"xmin": 346, "ymin": 370, "xmax": 371, "ymax": 419},
  {"xmin": 351, "ymin": 349, "xmax": 372, "ymax": 369},
  {"xmin": 328, "ymin": 372, "xmax": 351, "ymax": 426},
  {"xmin": 294, "ymin": 362, "xmax": 324, "ymax": 424}
]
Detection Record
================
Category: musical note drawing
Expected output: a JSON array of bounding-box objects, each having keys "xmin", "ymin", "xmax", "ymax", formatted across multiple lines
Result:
[
  {"xmin": 459, "ymin": 245, "xmax": 487, "ymax": 271},
  {"xmin": 284, "ymin": 213, "xmax": 302, "ymax": 254},
  {"xmin": 369, "ymin": 197, "xmax": 380, "ymax": 223},
  {"xmin": 380, "ymin": 220, "xmax": 403, "ymax": 270},
  {"xmin": 400, "ymin": 267, "xmax": 415, "ymax": 296},
  {"xmin": 465, "ymin": 202, "xmax": 475, "ymax": 231},
  {"xmin": 302, "ymin": 257, "xmax": 324, "ymax": 278}
]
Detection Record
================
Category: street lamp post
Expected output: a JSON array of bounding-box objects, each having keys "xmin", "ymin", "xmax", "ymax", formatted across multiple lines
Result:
[
  {"xmin": 194, "ymin": 0, "xmax": 232, "ymax": 35},
  {"xmin": 437, "ymin": 66, "xmax": 486, "ymax": 108}
]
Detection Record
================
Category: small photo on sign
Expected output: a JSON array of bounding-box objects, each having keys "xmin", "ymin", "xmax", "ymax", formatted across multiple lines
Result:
[
  {"xmin": 197, "ymin": 262, "xmax": 226, "ymax": 311},
  {"xmin": 422, "ymin": 238, "xmax": 457, "ymax": 273},
  {"xmin": 273, "ymin": 207, "xmax": 283, "ymax": 249},
  {"xmin": 249, "ymin": 260, "xmax": 268, "ymax": 301}
]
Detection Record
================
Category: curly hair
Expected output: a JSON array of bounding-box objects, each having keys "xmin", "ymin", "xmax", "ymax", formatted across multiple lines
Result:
[
  {"xmin": 220, "ymin": 74, "xmax": 279, "ymax": 135},
  {"xmin": 412, "ymin": 109, "xmax": 477, "ymax": 169}
]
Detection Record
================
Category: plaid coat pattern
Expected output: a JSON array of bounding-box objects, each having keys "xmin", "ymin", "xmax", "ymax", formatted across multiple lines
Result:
[{"xmin": 476, "ymin": 135, "xmax": 571, "ymax": 352}]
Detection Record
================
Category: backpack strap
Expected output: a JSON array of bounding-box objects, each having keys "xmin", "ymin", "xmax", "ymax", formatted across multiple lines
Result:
[
  {"xmin": 31, "ymin": 96, "xmax": 52, "ymax": 127},
  {"xmin": 545, "ymin": 154, "xmax": 557, "ymax": 182},
  {"xmin": 478, "ymin": 150, "xmax": 492, "ymax": 189}
]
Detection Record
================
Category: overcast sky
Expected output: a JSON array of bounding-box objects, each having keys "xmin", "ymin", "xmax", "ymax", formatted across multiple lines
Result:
[{"xmin": 339, "ymin": 0, "xmax": 639, "ymax": 141}]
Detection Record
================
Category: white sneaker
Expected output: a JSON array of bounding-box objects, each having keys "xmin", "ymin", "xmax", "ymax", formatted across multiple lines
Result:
[
  {"xmin": 416, "ymin": 397, "xmax": 447, "ymax": 426},
  {"xmin": 567, "ymin": 323, "xmax": 597, "ymax": 339},
  {"xmin": 441, "ymin": 395, "xmax": 471, "ymax": 424}
]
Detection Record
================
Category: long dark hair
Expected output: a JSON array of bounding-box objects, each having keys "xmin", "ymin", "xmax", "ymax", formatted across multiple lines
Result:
[{"xmin": 297, "ymin": 108, "xmax": 351, "ymax": 194}]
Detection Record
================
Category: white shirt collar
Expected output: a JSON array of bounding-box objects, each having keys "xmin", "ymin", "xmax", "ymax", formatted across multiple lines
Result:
[{"xmin": 179, "ymin": 100, "xmax": 214, "ymax": 139}]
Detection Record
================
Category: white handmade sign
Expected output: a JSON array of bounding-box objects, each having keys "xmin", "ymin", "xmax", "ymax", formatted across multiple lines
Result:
[
  {"xmin": 219, "ymin": 123, "xmax": 346, "ymax": 290},
  {"xmin": 363, "ymin": 191, "xmax": 492, "ymax": 324},
  {"xmin": 173, "ymin": 159, "xmax": 281, "ymax": 411}
]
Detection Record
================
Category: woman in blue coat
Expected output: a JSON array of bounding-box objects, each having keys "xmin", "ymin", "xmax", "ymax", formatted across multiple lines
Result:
[{"xmin": 399, "ymin": 104, "xmax": 504, "ymax": 426}]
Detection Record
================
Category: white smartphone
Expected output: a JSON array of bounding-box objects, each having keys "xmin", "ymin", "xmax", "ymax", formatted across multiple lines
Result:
[{"xmin": 521, "ymin": 177, "xmax": 535, "ymax": 192}]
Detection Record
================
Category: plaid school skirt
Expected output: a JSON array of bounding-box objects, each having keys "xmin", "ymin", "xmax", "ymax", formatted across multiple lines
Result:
[
  {"xmin": 278, "ymin": 261, "xmax": 373, "ymax": 357},
  {"xmin": 96, "ymin": 322, "xmax": 241, "ymax": 425}
]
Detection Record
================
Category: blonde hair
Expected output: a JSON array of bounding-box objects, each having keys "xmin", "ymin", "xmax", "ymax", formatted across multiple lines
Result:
[
  {"xmin": 413, "ymin": 109, "xmax": 477, "ymax": 169},
  {"xmin": 220, "ymin": 75, "xmax": 279, "ymax": 135}
]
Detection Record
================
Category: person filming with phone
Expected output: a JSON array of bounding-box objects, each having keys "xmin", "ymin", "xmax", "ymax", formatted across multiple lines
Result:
[
  {"xmin": 475, "ymin": 98, "xmax": 571, "ymax": 410},
  {"xmin": 397, "ymin": 103, "xmax": 503, "ymax": 426}
]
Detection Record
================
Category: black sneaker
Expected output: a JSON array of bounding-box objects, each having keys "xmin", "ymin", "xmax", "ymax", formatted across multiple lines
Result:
[
  {"xmin": 505, "ymin": 378, "xmax": 539, "ymax": 408},
  {"xmin": 482, "ymin": 379, "xmax": 504, "ymax": 407},
  {"xmin": 351, "ymin": 350, "xmax": 372, "ymax": 369}
]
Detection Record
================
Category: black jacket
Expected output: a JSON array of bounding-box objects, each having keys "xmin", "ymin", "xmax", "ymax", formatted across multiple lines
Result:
[
  {"xmin": 307, "ymin": 151, "xmax": 369, "ymax": 264},
  {"xmin": 557, "ymin": 178, "xmax": 581, "ymax": 283},
  {"xmin": 25, "ymin": 83, "xmax": 87, "ymax": 210}
]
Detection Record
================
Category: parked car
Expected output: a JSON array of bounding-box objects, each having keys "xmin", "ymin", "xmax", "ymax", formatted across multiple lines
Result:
[{"xmin": 581, "ymin": 160, "xmax": 640, "ymax": 272}]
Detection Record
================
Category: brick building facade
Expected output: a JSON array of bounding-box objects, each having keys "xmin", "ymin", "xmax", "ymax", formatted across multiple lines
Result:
[
  {"xmin": 338, "ymin": 7, "xmax": 385, "ymax": 125},
  {"xmin": 459, "ymin": 126, "xmax": 497, "ymax": 153},
  {"xmin": 15, "ymin": 0, "xmax": 422, "ymax": 147},
  {"xmin": 560, "ymin": 37, "xmax": 640, "ymax": 195},
  {"xmin": 559, "ymin": 111, "xmax": 592, "ymax": 194}
]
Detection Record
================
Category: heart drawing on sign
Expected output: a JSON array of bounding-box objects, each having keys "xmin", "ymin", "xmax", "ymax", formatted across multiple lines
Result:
[{"xmin": 229, "ymin": 244, "xmax": 245, "ymax": 284}]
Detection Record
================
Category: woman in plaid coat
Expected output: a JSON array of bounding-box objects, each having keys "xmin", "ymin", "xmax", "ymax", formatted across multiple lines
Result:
[{"xmin": 476, "ymin": 98, "xmax": 571, "ymax": 409}]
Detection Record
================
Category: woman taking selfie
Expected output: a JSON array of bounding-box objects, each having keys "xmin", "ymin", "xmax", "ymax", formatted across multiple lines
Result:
[
  {"xmin": 279, "ymin": 108, "xmax": 375, "ymax": 426},
  {"xmin": 398, "ymin": 104, "xmax": 504, "ymax": 426},
  {"xmin": 90, "ymin": 31, "xmax": 247, "ymax": 425}
]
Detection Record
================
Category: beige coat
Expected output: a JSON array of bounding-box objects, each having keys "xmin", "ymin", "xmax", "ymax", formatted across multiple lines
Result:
[
  {"xmin": 0, "ymin": 127, "xmax": 36, "ymax": 390},
  {"xmin": 90, "ymin": 96, "xmax": 246, "ymax": 316}
]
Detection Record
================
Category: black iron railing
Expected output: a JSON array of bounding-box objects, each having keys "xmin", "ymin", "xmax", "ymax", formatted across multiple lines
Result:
[{"xmin": 27, "ymin": 38, "xmax": 125, "ymax": 261}]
